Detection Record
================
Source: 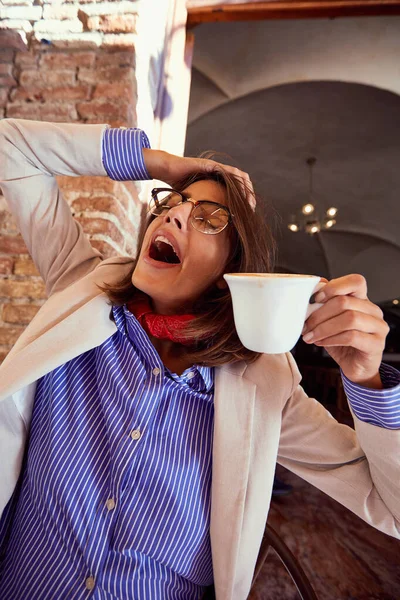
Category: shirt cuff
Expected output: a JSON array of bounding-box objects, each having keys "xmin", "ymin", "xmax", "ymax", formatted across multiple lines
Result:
[
  {"xmin": 101, "ymin": 127, "xmax": 151, "ymax": 181},
  {"xmin": 341, "ymin": 363, "xmax": 400, "ymax": 430}
]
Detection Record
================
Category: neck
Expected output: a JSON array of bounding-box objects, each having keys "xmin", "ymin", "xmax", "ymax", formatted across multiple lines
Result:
[
  {"xmin": 148, "ymin": 333, "xmax": 193, "ymax": 375},
  {"xmin": 147, "ymin": 334, "xmax": 182, "ymax": 358}
]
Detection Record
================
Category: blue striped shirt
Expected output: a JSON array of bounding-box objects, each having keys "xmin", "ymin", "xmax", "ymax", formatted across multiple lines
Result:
[
  {"xmin": 0, "ymin": 304, "xmax": 214, "ymax": 599},
  {"xmin": 1, "ymin": 125, "xmax": 399, "ymax": 600},
  {"xmin": 342, "ymin": 363, "xmax": 400, "ymax": 429}
]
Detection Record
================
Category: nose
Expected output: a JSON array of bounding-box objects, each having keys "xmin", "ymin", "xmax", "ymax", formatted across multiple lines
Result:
[{"xmin": 164, "ymin": 200, "xmax": 194, "ymax": 231}]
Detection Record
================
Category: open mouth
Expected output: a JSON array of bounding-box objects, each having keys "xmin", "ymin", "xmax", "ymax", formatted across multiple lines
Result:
[{"xmin": 148, "ymin": 239, "xmax": 181, "ymax": 264}]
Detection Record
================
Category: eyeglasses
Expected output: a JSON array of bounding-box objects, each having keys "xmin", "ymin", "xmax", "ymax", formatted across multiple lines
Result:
[{"xmin": 148, "ymin": 188, "xmax": 234, "ymax": 235}]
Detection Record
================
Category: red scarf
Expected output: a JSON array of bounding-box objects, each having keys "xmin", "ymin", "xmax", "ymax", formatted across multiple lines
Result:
[{"xmin": 127, "ymin": 290, "xmax": 198, "ymax": 345}]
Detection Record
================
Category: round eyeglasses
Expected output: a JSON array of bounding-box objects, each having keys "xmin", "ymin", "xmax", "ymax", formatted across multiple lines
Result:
[{"xmin": 148, "ymin": 188, "xmax": 234, "ymax": 235}]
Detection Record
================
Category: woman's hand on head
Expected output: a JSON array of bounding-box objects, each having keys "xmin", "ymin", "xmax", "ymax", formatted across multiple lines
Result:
[
  {"xmin": 142, "ymin": 148, "xmax": 256, "ymax": 211},
  {"xmin": 301, "ymin": 274, "xmax": 390, "ymax": 388}
]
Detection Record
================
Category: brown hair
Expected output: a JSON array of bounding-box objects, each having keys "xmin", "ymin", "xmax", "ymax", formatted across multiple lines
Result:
[{"xmin": 96, "ymin": 152, "xmax": 277, "ymax": 367}]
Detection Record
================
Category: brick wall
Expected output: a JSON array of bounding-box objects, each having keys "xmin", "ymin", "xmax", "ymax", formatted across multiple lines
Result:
[{"xmin": 0, "ymin": 0, "xmax": 168, "ymax": 365}]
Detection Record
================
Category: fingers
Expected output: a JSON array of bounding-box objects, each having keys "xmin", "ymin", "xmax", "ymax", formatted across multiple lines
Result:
[
  {"xmin": 313, "ymin": 273, "xmax": 368, "ymax": 302},
  {"xmin": 304, "ymin": 294, "xmax": 383, "ymax": 335},
  {"xmin": 302, "ymin": 309, "xmax": 388, "ymax": 347},
  {"xmin": 312, "ymin": 330, "xmax": 386, "ymax": 353}
]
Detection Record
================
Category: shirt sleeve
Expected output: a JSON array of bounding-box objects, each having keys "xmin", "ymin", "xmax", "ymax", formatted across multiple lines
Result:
[
  {"xmin": 101, "ymin": 127, "xmax": 151, "ymax": 181},
  {"xmin": 341, "ymin": 363, "xmax": 400, "ymax": 430}
]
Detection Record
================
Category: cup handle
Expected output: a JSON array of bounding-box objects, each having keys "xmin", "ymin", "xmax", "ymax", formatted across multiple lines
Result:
[{"xmin": 305, "ymin": 281, "xmax": 327, "ymax": 320}]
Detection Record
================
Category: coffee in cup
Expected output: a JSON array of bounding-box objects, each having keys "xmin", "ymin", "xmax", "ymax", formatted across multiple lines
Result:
[{"xmin": 223, "ymin": 273, "xmax": 326, "ymax": 354}]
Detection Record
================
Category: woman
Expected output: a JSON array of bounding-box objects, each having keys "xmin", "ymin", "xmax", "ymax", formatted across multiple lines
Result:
[{"xmin": 0, "ymin": 119, "xmax": 399, "ymax": 600}]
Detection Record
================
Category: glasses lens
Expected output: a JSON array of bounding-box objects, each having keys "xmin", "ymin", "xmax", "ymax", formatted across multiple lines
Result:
[
  {"xmin": 192, "ymin": 203, "xmax": 229, "ymax": 233},
  {"xmin": 149, "ymin": 190, "xmax": 182, "ymax": 216}
]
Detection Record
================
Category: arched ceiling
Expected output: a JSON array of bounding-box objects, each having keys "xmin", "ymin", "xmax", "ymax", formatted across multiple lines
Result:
[
  {"xmin": 185, "ymin": 20, "xmax": 400, "ymax": 304},
  {"xmin": 186, "ymin": 80, "xmax": 400, "ymax": 303}
]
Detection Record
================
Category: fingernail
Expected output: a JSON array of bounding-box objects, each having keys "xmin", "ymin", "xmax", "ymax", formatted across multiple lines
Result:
[
  {"xmin": 303, "ymin": 331, "xmax": 314, "ymax": 342},
  {"xmin": 314, "ymin": 291, "xmax": 326, "ymax": 303}
]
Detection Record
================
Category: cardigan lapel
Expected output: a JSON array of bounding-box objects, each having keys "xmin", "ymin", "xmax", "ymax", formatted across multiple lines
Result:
[
  {"xmin": 210, "ymin": 363, "xmax": 256, "ymax": 600},
  {"xmin": 0, "ymin": 292, "xmax": 117, "ymax": 405},
  {"xmin": 0, "ymin": 257, "xmax": 134, "ymax": 405}
]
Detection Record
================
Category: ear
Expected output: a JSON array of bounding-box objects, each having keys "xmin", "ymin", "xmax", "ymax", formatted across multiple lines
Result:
[{"xmin": 216, "ymin": 276, "xmax": 228, "ymax": 290}]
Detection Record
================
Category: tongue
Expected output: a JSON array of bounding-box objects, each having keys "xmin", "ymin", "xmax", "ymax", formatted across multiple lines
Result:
[{"xmin": 152, "ymin": 241, "xmax": 180, "ymax": 264}]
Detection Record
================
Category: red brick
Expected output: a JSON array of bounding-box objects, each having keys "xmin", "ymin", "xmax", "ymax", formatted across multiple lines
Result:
[
  {"xmin": 0, "ymin": 235, "xmax": 28, "ymax": 254},
  {"xmin": 0, "ymin": 209, "xmax": 18, "ymax": 234},
  {"xmin": 9, "ymin": 87, "xmax": 44, "ymax": 103},
  {"xmin": 0, "ymin": 325, "xmax": 25, "ymax": 345},
  {"xmin": 0, "ymin": 349, "xmax": 9, "ymax": 365},
  {"xmin": 0, "ymin": 257, "xmax": 13, "ymax": 275},
  {"xmin": 48, "ymin": 85, "xmax": 91, "ymax": 102},
  {"xmin": 75, "ymin": 216, "xmax": 124, "ymax": 247},
  {"xmin": 0, "ymin": 278, "xmax": 46, "ymax": 299},
  {"xmin": 6, "ymin": 102, "xmax": 42, "ymax": 120},
  {"xmin": 40, "ymin": 51, "xmax": 95, "ymax": 69},
  {"xmin": 0, "ymin": 87, "xmax": 9, "ymax": 107},
  {"xmin": 96, "ymin": 51, "xmax": 135, "ymax": 68},
  {"xmin": 2, "ymin": 302, "xmax": 40, "ymax": 324},
  {"xmin": 93, "ymin": 80, "xmax": 136, "ymax": 100},
  {"xmin": 102, "ymin": 34, "xmax": 136, "ymax": 50},
  {"xmin": 11, "ymin": 84, "xmax": 91, "ymax": 102},
  {"xmin": 15, "ymin": 51, "xmax": 38, "ymax": 68},
  {"xmin": 87, "ymin": 14, "xmax": 136, "ymax": 34},
  {"xmin": 40, "ymin": 103, "xmax": 79, "ymax": 122},
  {"xmin": 0, "ymin": 64, "xmax": 13, "ymax": 77},
  {"xmin": 71, "ymin": 196, "xmax": 126, "ymax": 222},
  {"xmin": 0, "ymin": 63, "xmax": 17, "ymax": 88},
  {"xmin": 0, "ymin": 48, "xmax": 15, "ymax": 63},
  {"xmin": 13, "ymin": 256, "xmax": 40, "ymax": 276},
  {"xmin": 20, "ymin": 69, "xmax": 76, "ymax": 88},
  {"xmin": 78, "ymin": 66, "xmax": 134, "ymax": 85},
  {"xmin": 0, "ymin": 30, "xmax": 27, "ymax": 52},
  {"xmin": 77, "ymin": 99, "xmax": 134, "ymax": 122},
  {"xmin": 7, "ymin": 101, "xmax": 79, "ymax": 122}
]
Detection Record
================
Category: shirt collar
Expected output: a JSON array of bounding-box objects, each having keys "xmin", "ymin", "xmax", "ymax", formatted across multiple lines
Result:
[{"xmin": 112, "ymin": 304, "xmax": 214, "ymax": 394}]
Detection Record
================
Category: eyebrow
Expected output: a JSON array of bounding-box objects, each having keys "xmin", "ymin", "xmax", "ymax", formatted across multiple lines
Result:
[{"xmin": 180, "ymin": 191, "xmax": 225, "ymax": 205}]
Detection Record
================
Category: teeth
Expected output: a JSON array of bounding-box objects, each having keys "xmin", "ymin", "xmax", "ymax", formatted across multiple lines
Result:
[{"xmin": 154, "ymin": 235, "xmax": 178, "ymax": 256}]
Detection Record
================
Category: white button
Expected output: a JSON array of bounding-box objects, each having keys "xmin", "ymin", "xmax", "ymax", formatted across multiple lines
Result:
[
  {"xmin": 186, "ymin": 371, "xmax": 195, "ymax": 379},
  {"xmin": 152, "ymin": 367, "xmax": 161, "ymax": 376},
  {"xmin": 131, "ymin": 429, "xmax": 141, "ymax": 440},
  {"xmin": 106, "ymin": 498, "xmax": 115, "ymax": 511},
  {"xmin": 85, "ymin": 576, "xmax": 95, "ymax": 590}
]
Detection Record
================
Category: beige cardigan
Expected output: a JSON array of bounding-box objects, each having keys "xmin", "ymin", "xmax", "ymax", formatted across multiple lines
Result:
[{"xmin": 0, "ymin": 119, "xmax": 399, "ymax": 600}]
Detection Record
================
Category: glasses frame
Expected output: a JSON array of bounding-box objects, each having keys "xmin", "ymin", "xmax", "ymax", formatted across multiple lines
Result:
[{"xmin": 149, "ymin": 187, "xmax": 235, "ymax": 235}]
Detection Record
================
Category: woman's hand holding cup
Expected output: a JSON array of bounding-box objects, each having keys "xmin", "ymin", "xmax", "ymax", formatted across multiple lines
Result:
[{"xmin": 301, "ymin": 274, "xmax": 390, "ymax": 388}]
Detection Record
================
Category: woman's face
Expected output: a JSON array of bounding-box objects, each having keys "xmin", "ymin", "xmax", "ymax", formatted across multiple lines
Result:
[{"xmin": 132, "ymin": 180, "xmax": 232, "ymax": 315}]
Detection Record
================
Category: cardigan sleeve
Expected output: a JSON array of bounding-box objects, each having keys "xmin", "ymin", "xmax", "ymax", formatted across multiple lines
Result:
[
  {"xmin": 0, "ymin": 119, "xmax": 151, "ymax": 297},
  {"xmin": 277, "ymin": 352, "xmax": 400, "ymax": 540}
]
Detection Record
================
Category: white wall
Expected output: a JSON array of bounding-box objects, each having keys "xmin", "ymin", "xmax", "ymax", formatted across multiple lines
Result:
[{"xmin": 189, "ymin": 16, "xmax": 400, "ymax": 123}]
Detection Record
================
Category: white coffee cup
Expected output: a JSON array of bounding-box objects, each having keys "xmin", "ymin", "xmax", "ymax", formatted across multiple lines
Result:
[{"xmin": 223, "ymin": 273, "xmax": 326, "ymax": 354}]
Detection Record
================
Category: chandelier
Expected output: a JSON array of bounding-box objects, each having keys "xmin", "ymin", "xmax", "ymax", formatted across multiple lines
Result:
[{"xmin": 288, "ymin": 157, "xmax": 338, "ymax": 235}]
